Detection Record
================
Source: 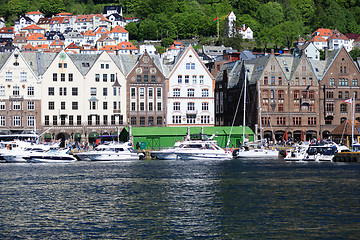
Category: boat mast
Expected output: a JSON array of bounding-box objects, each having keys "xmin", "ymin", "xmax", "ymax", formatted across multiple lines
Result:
[
  {"xmin": 258, "ymin": 80, "xmax": 262, "ymax": 142},
  {"xmin": 352, "ymin": 92, "xmax": 355, "ymax": 151},
  {"xmin": 242, "ymin": 67, "xmax": 247, "ymax": 145}
]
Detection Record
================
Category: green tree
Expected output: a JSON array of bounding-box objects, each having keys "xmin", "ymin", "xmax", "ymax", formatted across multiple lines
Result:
[
  {"xmin": 40, "ymin": 0, "xmax": 65, "ymax": 17},
  {"xmin": 138, "ymin": 19, "xmax": 157, "ymax": 40},
  {"xmin": 125, "ymin": 22, "xmax": 139, "ymax": 40},
  {"xmin": 161, "ymin": 37, "xmax": 174, "ymax": 48},
  {"xmin": 6, "ymin": 0, "xmax": 29, "ymax": 18},
  {"xmin": 349, "ymin": 47, "xmax": 360, "ymax": 60},
  {"xmin": 256, "ymin": 2, "xmax": 284, "ymax": 28}
]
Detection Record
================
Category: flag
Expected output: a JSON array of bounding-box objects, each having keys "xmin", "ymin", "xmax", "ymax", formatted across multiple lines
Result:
[
  {"xmin": 213, "ymin": 17, "xmax": 219, "ymax": 22},
  {"xmin": 343, "ymin": 98, "xmax": 352, "ymax": 104},
  {"xmin": 305, "ymin": 85, "xmax": 310, "ymax": 92}
]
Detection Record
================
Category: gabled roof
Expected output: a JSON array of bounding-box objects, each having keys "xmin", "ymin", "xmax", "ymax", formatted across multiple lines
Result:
[
  {"xmin": 310, "ymin": 36, "xmax": 327, "ymax": 42},
  {"xmin": 99, "ymin": 45, "xmax": 118, "ymax": 51},
  {"xmin": 111, "ymin": 26, "xmax": 128, "ymax": 33},
  {"xmin": 83, "ymin": 30, "xmax": 96, "ymax": 36},
  {"xmin": 345, "ymin": 33, "xmax": 360, "ymax": 40},
  {"xmin": 97, "ymin": 34, "xmax": 114, "ymax": 42},
  {"xmin": 328, "ymin": 33, "xmax": 349, "ymax": 41},
  {"xmin": 95, "ymin": 27, "xmax": 110, "ymax": 35},
  {"xmin": 68, "ymin": 53, "xmax": 100, "ymax": 75},
  {"xmin": 56, "ymin": 12, "xmax": 73, "ymax": 16},
  {"xmin": 66, "ymin": 42, "xmax": 79, "ymax": 49},
  {"xmin": 312, "ymin": 28, "xmax": 332, "ymax": 37},
  {"xmin": 22, "ymin": 24, "xmax": 44, "ymax": 30},
  {"xmin": 0, "ymin": 27, "xmax": 14, "ymax": 34},
  {"xmin": 50, "ymin": 16, "xmax": 65, "ymax": 24},
  {"xmin": 37, "ymin": 17, "xmax": 51, "ymax": 24},
  {"xmin": 26, "ymin": 33, "xmax": 46, "ymax": 41},
  {"xmin": 81, "ymin": 44, "xmax": 97, "ymax": 51},
  {"xmin": 22, "ymin": 43, "xmax": 37, "ymax": 51},
  {"xmin": 117, "ymin": 41, "xmax": 138, "ymax": 50},
  {"xmin": 50, "ymin": 39, "xmax": 65, "ymax": 46},
  {"xmin": 330, "ymin": 120, "xmax": 360, "ymax": 136},
  {"xmin": 13, "ymin": 34, "xmax": 26, "ymax": 43},
  {"xmin": 319, "ymin": 48, "xmax": 343, "ymax": 81},
  {"xmin": 26, "ymin": 11, "xmax": 44, "ymax": 15},
  {"xmin": 35, "ymin": 44, "xmax": 49, "ymax": 50}
]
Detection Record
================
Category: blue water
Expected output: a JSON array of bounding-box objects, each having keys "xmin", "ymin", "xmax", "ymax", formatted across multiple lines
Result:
[{"xmin": 0, "ymin": 159, "xmax": 359, "ymax": 239}]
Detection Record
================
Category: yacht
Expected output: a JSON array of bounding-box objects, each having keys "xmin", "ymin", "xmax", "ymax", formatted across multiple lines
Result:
[
  {"xmin": 150, "ymin": 140, "xmax": 184, "ymax": 160},
  {"xmin": 304, "ymin": 142, "xmax": 350, "ymax": 162},
  {"xmin": 173, "ymin": 134, "xmax": 233, "ymax": 160},
  {"xmin": 23, "ymin": 149, "xmax": 77, "ymax": 163},
  {"xmin": 76, "ymin": 141, "xmax": 144, "ymax": 161},
  {"xmin": 284, "ymin": 142, "xmax": 310, "ymax": 161},
  {"xmin": 233, "ymin": 141, "xmax": 279, "ymax": 159}
]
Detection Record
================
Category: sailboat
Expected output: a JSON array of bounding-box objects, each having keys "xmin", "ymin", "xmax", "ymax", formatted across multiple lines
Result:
[{"xmin": 234, "ymin": 68, "xmax": 279, "ymax": 159}]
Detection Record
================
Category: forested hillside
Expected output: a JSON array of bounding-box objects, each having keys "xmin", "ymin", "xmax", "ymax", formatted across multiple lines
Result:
[{"xmin": 1, "ymin": 0, "xmax": 360, "ymax": 50}]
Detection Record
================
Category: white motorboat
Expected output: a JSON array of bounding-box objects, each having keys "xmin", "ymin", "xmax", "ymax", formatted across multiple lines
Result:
[
  {"xmin": 174, "ymin": 134, "xmax": 233, "ymax": 160},
  {"xmin": 149, "ymin": 140, "xmax": 184, "ymax": 160},
  {"xmin": 304, "ymin": 142, "xmax": 350, "ymax": 162},
  {"xmin": 234, "ymin": 146, "xmax": 279, "ymax": 159},
  {"xmin": 284, "ymin": 142, "xmax": 310, "ymax": 161},
  {"xmin": 1, "ymin": 142, "xmax": 60, "ymax": 163},
  {"xmin": 76, "ymin": 141, "xmax": 143, "ymax": 161},
  {"xmin": 23, "ymin": 149, "xmax": 77, "ymax": 163}
]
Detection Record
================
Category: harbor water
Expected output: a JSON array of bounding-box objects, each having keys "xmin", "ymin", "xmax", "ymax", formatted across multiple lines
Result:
[{"xmin": 0, "ymin": 159, "xmax": 359, "ymax": 239}]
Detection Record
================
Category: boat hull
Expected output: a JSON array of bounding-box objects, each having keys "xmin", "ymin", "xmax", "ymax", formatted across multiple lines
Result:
[
  {"xmin": 76, "ymin": 153, "xmax": 140, "ymax": 161},
  {"xmin": 235, "ymin": 150, "xmax": 279, "ymax": 159},
  {"xmin": 150, "ymin": 150, "xmax": 178, "ymax": 160}
]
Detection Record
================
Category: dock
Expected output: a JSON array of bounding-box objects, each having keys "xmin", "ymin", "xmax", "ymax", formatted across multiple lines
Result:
[{"xmin": 333, "ymin": 152, "xmax": 360, "ymax": 162}]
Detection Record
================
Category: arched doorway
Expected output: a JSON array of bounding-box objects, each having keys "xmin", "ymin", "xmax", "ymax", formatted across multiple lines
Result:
[
  {"xmin": 88, "ymin": 132, "xmax": 99, "ymax": 145},
  {"xmin": 322, "ymin": 131, "xmax": 330, "ymax": 140},
  {"xmin": 305, "ymin": 130, "xmax": 317, "ymax": 141},
  {"xmin": 274, "ymin": 130, "xmax": 285, "ymax": 141},
  {"xmin": 263, "ymin": 131, "xmax": 273, "ymax": 141},
  {"xmin": 56, "ymin": 132, "xmax": 70, "ymax": 148},
  {"xmin": 74, "ymin": 133, "xmax": 82, "ymax": 143}
]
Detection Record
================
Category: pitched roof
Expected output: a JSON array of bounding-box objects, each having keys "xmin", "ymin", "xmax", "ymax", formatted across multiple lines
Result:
[
  {"xmin": 22, "ymin": 24, "xmax": 44, "ymax": 30},
  {"xmin": 310, "ymin": 36, "xmax": 327, "ymax": 42},
  {"xmin": 50, "ymin": 39, "xmax": 65, "ymax": 46},
  {"xmin": 330, "ymin": 120, "xmax": 360, "ymax": 136},
  {"xmin": 26, "ymin": 11, "xmax": 44, "ymax": 15},
  {"xmin": 0, "ymin": 27, "xmax": 14, "ymax": 33},
  {"xmin": 312, "ymin": 28, "xmax": 332, "ymax": 37},
  {"xmin": 26, "ymin": 33, "xmax": 46, "ymax": 41},
  {"xmin": 37, "ymin": 17, "xmax": 51, "ymax": 24},
  {"xmin": 328, "ymin": 33, "xmax": 349, "ymax": 41},
  {"xmin": 22, "ymin": 43, "xmax": 37, "ymax": 51},
  {"xmin": 111, "ymin": 26, "xmax": 128, "ymax": 33},
  {"xmin": 117, "ymin": 41, "xmax": 138, "ymax": 50},
  {"xmin": 56, "ymin": 12, "xmax": 73, "ymax": 16},
  {"xmin": 35, "ymin": 44, "xmax": 49, "ymax": 50},
  {"xmin": 345, "ymin": 33, "xmax": 360, "ymax": 40},
  {"xmin": 83, "ymin": 30, "xmax": 96, "ymax": 36},
  {"xmin": 99, "ymin": 45, "xmax": 118, "ymax": 51},
  {"xmin": 95, "ymin": 27, "xmax": 111, "ymax": 35},
  {"xmin": 66, "ymin": 42, "xmax": 79, "ymax": 49}
]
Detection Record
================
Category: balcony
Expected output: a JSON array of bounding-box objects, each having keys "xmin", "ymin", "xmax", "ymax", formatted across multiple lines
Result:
[
  {"xmin": 186, "ymin": 110, "xmax": 198, "ymax": 115},
  {"xmin": 113, "ymin": 109, "xmax": 121, "ymax": 114},
  {"xmin": 9, "ymin": 95, "xmax": 24, "ymax": 100}
]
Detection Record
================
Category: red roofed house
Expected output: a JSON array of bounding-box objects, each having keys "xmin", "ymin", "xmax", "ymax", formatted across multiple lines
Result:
[
  {"xmin": 309, "ymin": 35, "xmax": 328, "ymax": 50},
  {"xmin": 162, "ymin": 41, "xmax": 184, "ymax": 61},
  {"xmin": 110, "ymin": 26, "xmax": 128, "ymax": 44},
  {"xmin": 96, "ymin": 34, "xmax": 116, "ymax": 50},
  {"xmin": 35, "ymin": 44, "xmax": 49, "ymax": 51},
  {"xmin": 99, "ymin": 45, "xmax": 118, "ymax": 53},
  {"xmin": 12, "ymin": 33, "xmax": 27, "ymax": 49},
  {"xmin": 26, "ymin": 33, "xmax": 48, "ymax": 46},
  {"xmin": 83, "ymin": 30, "xmax": 97, "ymax": 45},
  {"xmin": 80, "ymin": 44, "xmax": 98, "ymax": 54},
  {"xmin": 312, "ymin": 28, "xmax": 333, "ymax": 40},
  {"xmin": 21, "ymin": 24, "xmax": 45, "ymax": 35},
  {"xmin": 0, "ymin": 27, "xmax": 14, "ymax": 39},
  {"xmin": 37, "ymin": 17, "xmax": 51, "ymax": 32},
  {"xmin": 65, "ymin": 42, "xmax": 80, "ymax": 54},
  {"xmin": 22, "ymin": 43, "xmax": 37, "ymax": 52},
  {"xmin": 94, "ymin": 27, "xmax": 111, "ymax": 40},
  {"xmin": 238, "ymin": 24, "xmax": 253, "ymax": 39},
  {"xmin": 25, "ymin": 11, "xmax": 44, "ymax": 24},
  {"xmin": 50, "ymin": 38, "xmax": 65, "ymax": 50},
  {"xmin": 117, "ymin": 41, "xmax": 138, "ymax": 54},
  {"xmin": 328, "ymin": 32, "xmax": 350, "ymax": 51}
]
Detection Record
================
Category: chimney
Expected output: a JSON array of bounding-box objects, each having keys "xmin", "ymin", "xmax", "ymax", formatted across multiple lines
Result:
[{"xmin": 324, "ymin": 47, "xmax": 328, "ymax": 60}]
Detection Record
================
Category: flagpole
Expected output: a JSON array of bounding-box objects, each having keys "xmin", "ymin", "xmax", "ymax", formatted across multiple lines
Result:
[{"xmin": 217, "ymin": 16, "xmax": 219, "ymax": 38}]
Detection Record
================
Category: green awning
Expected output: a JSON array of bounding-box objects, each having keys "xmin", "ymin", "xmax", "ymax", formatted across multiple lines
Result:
[
  {"xmin": 89, "ymin": 132, "xmax": 99, "ymax": 138},
  {"xmin": 44, "ymin": 133, "xmax": 52, "ymax": 139},
  {"xmin": 74, "ymin": 133, "xmax": 81, "ymax": 139}
]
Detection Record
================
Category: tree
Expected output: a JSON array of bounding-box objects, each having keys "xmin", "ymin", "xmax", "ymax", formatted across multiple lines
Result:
[
  {"xmin": 6, "ymin": 0, "xmax": 29, "ymax": 18},
  {"xmin": 349, "ymin": 47, "xmax": 360, "ymax": 60},
  {"xmin": 125, "ymin": 22, "xmax": 139, "ymax": 41},
  {"xmin": 40, "ymin": 0, "xmax": 65, "ymax": 17},
  {"xmin": 256, "ymin": 2, "xmax": 284, "ymax": 28},
  {"xmin": 138, "ymin": 19, "xmax": 157, "ymax": 40},
  {"xmin": 161, "ymin": 38, "xmax": 174, "ymax": 48}
]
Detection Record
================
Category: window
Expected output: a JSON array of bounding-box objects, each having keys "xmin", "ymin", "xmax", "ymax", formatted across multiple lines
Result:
[
  {"xmin": 187, "ymin": 89, "xmax": 195, "ymax": 97},
  {"xmin": 77, "ymin": 116, "xmax": 81, "ymax": 125},
  {"xmin": 202, "ymin": 89, "xmax": 209, "ymax": 97},
  {"xmin": 27, "ymin": 101, "xmax": 34, "ymax": 110},
  {"xmin": 49, "ymin": 102, "xmax": 55, "ymax": 110},
  {"xmin": 103, "ymin": 74, "xmax": 107, "ymax": 82},
  {"xmin": 353, "ymin": 79, "xmax": 358, "ymax": 86},
  {"xmin": 201, "ymin": 116, "xmax": 210, "ymax": 124},
  {"xmin": 202, "ymin": 102, "xmax": 209, "ymax": 111},
  {"xmin": 91, "ymin": 88, "xmax": 96, "ymax": 96},
  {"xmin": 278, "ymin": 103, "xmax": 284, "ymax": 112},
  {"xmin": 293, "ymin": 117, "xmax": 302, "ymax": 125},
  {"xmin": 302, "ymin": 78, "xmax": 306, "ymax": 85},
  {"xmin": 295, "ymin": 77, "xmax": 299, "ymax": 85},
  {"xmin": 309, "ymin": 103, "xmax": 315, "ymax": 112},
  {"xmin": 59, "ymin": 87, "xmax": 67, "ymax": 96},
  {"xmin": 157, "ymin": 117, "xmax": 163, "ymax": 125},
  {"xmin": 157, "ymin": 102, "xmax": 162, "ymax": 111},
  {"xmin": 329, "ymin": 78, "xmax": 335, "ymax": 85},
  {"xmin": 140, "ymin": 117, "xmax": 145, "ymax": 125},
  {"xmin": 53, "ymin": 116, "xmax": 57, "ymax": 125},
  {"xmin": 53, "ymin": 73, "xmax": 57, "ymax": 81},
  {"xmin": 340, "ymin": 104, "xmax": 347, "ymax": 113},
  {"xmin": 263, "ymin": 77, "xmax": 268, "ymax": 85},
  {"xmin": 338, "ymin": 91, "xmax": 343, "ymax": 99},
  {"xmin": 106, "ymin": 64, "xmax": 109, "ymax": 69},
  {"xmin": 27, "ymin": 86, "xmax": 34, "ymax": 96},
  {"xmin": 131, "ymin": 102, "xmax": 136, "ymax": 111},
  {"xmin": 151, "ymin": 75, "xmax": 155, "ymax": 82},
  {"xmin": 173, "ymin": 88, "xmax": 180, "ymax": 97},
  {"xmin": 72, "ymin": 87, "xmax": 78, "ymax": 96},
  {"xmin": 326, "ymin": 103, "xmax": 334, "ymax": 112},
  {"xmin": 278, "ymin": 77, "xmax": 282, "ymax": 85},
  {"xmin": 356, "ymin": 104, "xmax": 360, "ymax": 113},
  {"xmin": 0, "ymin": 86, "xmax": 4, "ymax": 96},
  {"xmin": 12, "ymin": 86, "xmax": 19, "ymax": 96},
  {"xmin": 172, "ymin": 116, "xmax": 181, "ymax": 124},
  {"xmin": 261, "ymin": 117, "xmax": 270, "ymax": 126},
  {"xmin": 185, "ymin": 75, "xmax": 189, "ymax": 83},
  {"xmin": 69, "ymin": 116, "xmax": 73, "ymax": 125},
  {"xmin": 27, "ymin": 116, "xmax": 34, "ymax": 127},
  {"xmin": 13, "ymin": 101, "xmax": 21, "ymax": 110},
  {"xmin": 61, "ymin": 73, "xmax": 65, "ymax": 82},
  {"xmin": 45, "ymin": 116, "xmax": 49, "ymax": 126},
  {"xmin": 148, "ymin": 88, "xmax": 153, "ymax": 99},
  {"xmin": 69, "ymin": 73, "xmax": 73, "ymax": 82},
  {"xmin": 277, "ymin": 117, "xmax": 286, "ymax": 125},
  {"xmin": 186, "ymin": 63, "xmax": 195, "ymax": 70},
  {"xmin": 188, "ymin": 102, "xmax": 195, "ymax": 111},
  {"xmin": 309, "ymin": 90, "xmax": 315, "ymax": 99},
  {"xmin": 148, "ymin": 102, "xmax": 153, "ymax": 111},
  {"xmin": 72, "ymin": 102, "xmax": 78, "ymax": 110},
  {"xmin": 294, "ymin": 90, "xmax": 299, "ymax": 99},
  {"xmin": 103, "ymin": 88, "xmax": 107, "ymax": 96},
  {"xmin": 20, "ymin": 72, "xmax": 27, "ymax": 82},
  {"xmin": 137, "ymin": 75, "xmax": 141, "ymax": 82},
  {"xmin": 345, "ymin": 91, "xmax": 349, "ymax": 99},
  {"xmin": 294, "ymin": 103, "xmax": 300, "ymax": 112},
  {"xmin": 0, "ymin": 116, "xmax": 5, "ymax": 126},
  {"xmin": 187, "ymin": 114, "xmax": 196, "ymax": 124},
  {"xmin": 90, "ymin": 101, "xmax": 97, "ymax": 110},
  {"xmin": 199, "ymin": 76, "xmax": 204, "ymax": 84},
  {"xmin": 0, "ymin": 101, "xmax": 5, "ymax": 110},
  {"xmin": 174, "ymin": 102, "xmax": 180, "ymax": 111},
  {"xmin": 6, "ymin": 72, "xmax": 12, "ymax": 81},
  {"xmin": 278, "ymin": 90, "xmax": 284, "ymax": 99},
  {"xmin": 88, "ymin": 115, "xmax": 92, "ymax": 125},
  {"xmin": 157, "ymin": 88, "xmax": 161, "ymax": 97},
  {"xmin": 326, "ymin": 91, "xmax": 333, "ymax": 99},
  {"xmin": 95, "ymin": 74, "xmax": 100, "ymax": 82},
  {"xmin": 95, "ymin": 115, "xmax": 100, "ymax": 125},
  {"xmin": 101, "ymin": 64, "xmax": 104, "ymax": 69},
  {"xmin": 139, "ymin": 102, "xmax": 145, "ymax": 111},
  {"xmin": 262, "ymin": 90, "xmax": 269, "ymax": 99},
  {"xmin": 131, "ymin": 117, "xmax": 136, "ymax": 125},
  {"xmin": 144, "ymin": 75, "xmax": 148, "ymax": 82},
  {"xmin": 139, "ymin": 88, "xmax": 145, "ymax": 99},
  {"xmin": 110, "ymin": 74, "xmax": 115, "ymax": 82},
  {"xmin": 308, "ymin": 117, "xmax": 316, "ymax": 125},
  {"xmin": 131, "ymin": 88, "xmax": 136, "ymax": 99},
  {"xmin": 13, "ymin": 116, "xmax": 21, "ymax": 126},
  {"xmin": 271, "ymin": 77, "xmax": 275, "ymax": 85}
]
